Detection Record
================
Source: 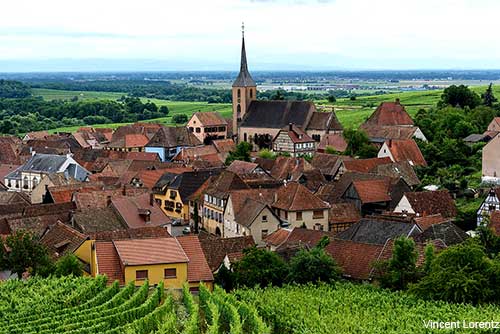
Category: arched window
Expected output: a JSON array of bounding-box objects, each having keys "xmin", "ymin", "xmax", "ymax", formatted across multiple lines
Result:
[
  {"xmin": 250, "ymin": 89, "xmax": 253, "ymax": 99},
  {"xmin": 237, "ymin": 89, "xmax": 241, "ymax": 98},
  {"xmin": 236, "ymin": 104, "xmax": 241, "ymax": 120},
  {"xmin": 32, "ymin": 177, "xmax": 38, "ymax": 189},
  {"xmin": 23, "ymin": 176, "xmax": 29, "ymax": 189}
]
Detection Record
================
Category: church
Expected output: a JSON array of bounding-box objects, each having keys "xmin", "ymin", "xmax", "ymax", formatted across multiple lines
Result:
[{"xmin": 232, "ymin": 29, "xmax": 343, "ymax": 150}]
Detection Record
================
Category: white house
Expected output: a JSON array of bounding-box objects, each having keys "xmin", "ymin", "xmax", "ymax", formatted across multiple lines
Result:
[{"xmin": 477, "ymin": 188, "xmax": 500, "ymax": 226}]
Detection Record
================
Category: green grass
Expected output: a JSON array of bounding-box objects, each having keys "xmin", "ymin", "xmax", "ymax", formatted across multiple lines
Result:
[{"xmin": 37, "ymin": 85, "xmax": 500, "ymax": 132}]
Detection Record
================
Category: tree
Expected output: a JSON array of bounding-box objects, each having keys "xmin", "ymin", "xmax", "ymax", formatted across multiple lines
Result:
[
  {"xmin": 4, "ymin": 231, "xmax": 52, "ymax": 277},
  {"xmin": 410, "ymin": 242, "xmax": 499, "ymax": 304},
  {"xmin": 378, "ymin": 237, "xmax": 418, "ymax": 290},
  {"xmin": 258, "ymin": 149, "xmax": 276, "ymax": 160},
  {"xmin": 327, "ymin": 95, "xmax": 336, "ymax": 103},
  {"xmin": 225, "ymin": 142, "xmax": 252, "ymax": 165},
  {"xmin": 287, "ymin": 236, "xmax": 341, "ymax": 284},
  {"xmin": 55, "ymin": 254, "xmax": 83, "ymax": 277},
  {"xmin": 232, "ymin": 247, "xmax": 288, "ymax": 288},
  {"xmin": 481, "ymin": 83, "xmax": 497, "ymax": 107},
  {"xmin": 172, "ymin": 114, "xmax": 188, "ymax": 124},
  {"xmin": 272, "ymin": 90, "xmax": 285, "ymax": 100},
  {"xmin": 343, "ymin": 128, "xmax": 377, "ymax": 158},
  {"xmin": 159, "ymin": 105, "xmax": 170, "ymax": 116},
  {"xmin": 214, "ymin": 264, "xmax": 236, "ymax": 291},
  {"xmin": 439, "ymin": 85, "xmax": 481, "ymax": 109}
]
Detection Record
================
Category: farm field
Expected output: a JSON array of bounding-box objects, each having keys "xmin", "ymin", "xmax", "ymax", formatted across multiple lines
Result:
[
  {"xmin": 3, "ymin": 276, "xmax": 500, "ymax": 334},
  {"xmin": 35, "ymin": 85, "xmax": 500, "ymax": 132}
]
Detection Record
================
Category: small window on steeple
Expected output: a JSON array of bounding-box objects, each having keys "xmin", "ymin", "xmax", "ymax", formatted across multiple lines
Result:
[
  {"xmin": 250, "ymin": 89, "xmax": 253, "ymax": 98},
  {"xmin": 237, "ymin": 89, "xmax": 241, "ymax": 98}
]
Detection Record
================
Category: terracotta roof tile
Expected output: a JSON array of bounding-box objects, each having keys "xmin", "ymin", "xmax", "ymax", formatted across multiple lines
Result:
[
  {"xmin": 317, "ymin": 133, "xmax": 348, "ymax": 152},
  {"xmin": 362, "ymin": 126, "xmax": 419, "ymax": 141},
  {"xmin": 273, "ymin": 182, "xmax": 330, "ymax": 211},
  {"xmin": 124, "ymin": 134, "xmax": 149, "ymax": 148},
  {"xmin": 95, "ymin": 241, "xmax": 124, "ymax": 284},
  {"xmin": 198, "ymin": 232, "xmax": 255, "ymax": 271},
  {"xmin": 40, "ymin": 221, "xmax": 88, "ymax": 258},
  {"xmin": 343, "ymin": 157, "xmax": 392, "ymax": 173},
  {"xmin": 192, "ymin": 112, "xmax": 228, "ymax": 126},
  {"xmin": 212, "ymin": 139, "xmax": 235, "ymax": 155},
  {"xmin": 226, "ymin": 160, "xmax": 259, "ymax": 174},
  {"xmin": 329, "ymin": 203, "xmax": 361, "ymax": 224},
  {"xmin": 264, "ymin": 228, "xmax": 291, "ymax": 248},
  {"xmin": 177, "ymin": 235, "xmax": 214, "ymax": 283},
  {"xmin": 383, "ymin": 139, "xmax": 427, "ymax": 167},
  {"xmin": 413, "ymin": 214, "xmax": 449, "ymax": 231},
  {"xmin": 361, "ymin": 100, "xmax": 414, "ymax": 128},
  {"xmin": 275, "ymin": 124, "xmax": 315, "ymax": 144},
  {"xmin": 113, "ymin": 237, "xmax": 188, "ymax": 266},
  {"xmin": 403, "ymin": 190, "xmax": 457, "ymax": 218},
  {"xmin": 89, "ymin": 226, "xmax": 171, "ymax": 241},
  {"xmin": 111, "ymin": 193, "xmax": 171, "ymax": 229},
  {"xmin": 352, "ymin": 179, "xmax": 392, "ymax": 203}
]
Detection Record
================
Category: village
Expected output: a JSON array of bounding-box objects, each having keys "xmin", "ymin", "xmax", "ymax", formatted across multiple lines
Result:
[{"xmin": 1, "ymin": 32, "xmax": 498, "ymax": 292}]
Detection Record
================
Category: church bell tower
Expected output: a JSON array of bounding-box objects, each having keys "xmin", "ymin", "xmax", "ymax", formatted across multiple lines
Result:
[{"xmin": 232, "ymin": 23, "xmax": 256, "ymax": 141}]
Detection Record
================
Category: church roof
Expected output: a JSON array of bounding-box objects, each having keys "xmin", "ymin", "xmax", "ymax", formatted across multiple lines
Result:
[
  {"xmin": 240, "ymin": 100, "xmax": 315, "ymax": 129},
  {"xmin": 232, "ymin": 36, "xmax": 256, "ymax": 87}
]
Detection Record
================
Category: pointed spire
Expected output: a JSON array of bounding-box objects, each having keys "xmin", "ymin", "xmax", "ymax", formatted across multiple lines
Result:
[{"xmin": 233, "ymin": 22, "xmax": 256, "ymax": 87}]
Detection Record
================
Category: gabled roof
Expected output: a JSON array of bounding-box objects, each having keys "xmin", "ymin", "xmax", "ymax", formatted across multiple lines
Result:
[
  {"xmin": 48, "ymin": 183, "xmax": 103, "ymax": 204},
  {"xmin": 329, "ymin": 203, "xmax": 361, "ymax": 224},
  {"xmin": 372, "ymin": 161, "xmax": 420, "ymax": 187},
  {"xmin": 111, "ymin": 193, "xmax": 171, "ymax": 229},
  {"xmin": 205, "ymin": 171, "xmax": 249, "ymax": 199},
  {"xmin": 228, "ymin": 188, "xmax": 277, "ymax": 228},
  {"xmin": 317, "ymin": 134, "xmax": 348, "ymax": 153},
  {"xmin": 413, "ymin": 214, "xmax": 449, "ymax": 231},
  {"xmin": 307, "ymin": 111, "xmax": 343, "ymax": 131},
  {"xmin": 413, "ymin": 221, "xmax": 468, "ymax": 246},
  {"xmin": 275, "ymin": 124, "xmax": 314, "ymax": 144},
  {"xmin": 403, "ymin": 190, "xmax": 457, "ymax": 218},
  {"xmin": 95, "ymin": 241, "xmax": 124, "ymax": 284},
  {"xmin": 154, "ymin": 170, "xmax": 219, "ymax": 202},
  {"xmin": 361, "ymin": 100, "xmax": 414, "ymax": 128},
  {"xmin": 113, "ymin": 237, "xmax": 188, "ymax": 266},
  {"xmin": 72, "ymin": 207, "xmax": 125, "ymax": 234},
  {"xmin": 270, "ymin": 156, "xmax": 314, "ymax": 181},
  {"xmin": 336, "ymin": 217, "xmax": 421, "ymax": 245},
  {"xmin": 343, "ymin": 157, "xmax": 392, "ymax": 173},
  {"xmin": 145, "ymin": 126, "xmax": 201, "ymax": 148},
  {"xmin": 276, "ymin": 227, "xmax": 333, "ymax": 250},
  {"xmin": 273, "ymin": 182, "xmax": 330, "ymax": 211},
  {"xmin": 89, "ymin": 226, "xmax": 170, "ymax": 241},
  {"xmin": 383, "ymin": 139, "xmax": 427, "ymax": 167},
  {"xmin": 191, "ymin": 112, "xmax": 228, "ymax": 127},
  {"xmin": 198, "ymin": 232, "xmax": 255, "ymax": 271},
  {"xmin": 351, "ymin": 179, "xmax": 392, "ymax": 204},
  {"xmin": 40, "ymin": 221, "xmax": 88, "ymax": 258},
  {"xmin": 0, "ymin": 191, "xmax": 31, "ymax": 205},
  {"xmin": 177, "ymin": 235, "xmax": 214, "ymax": 282},
  {"xmin": 6, "ymin": 153, "xmax": 69, "ymax": 176},
  {"xmin": 362, "ymin": 125, "xmax": 419, "ymax": 141},
  {"xmin": 226, "ymin": 160, "xmax": 259, "ymax": 174},
  {"xmin": 240, "ymin": 100, "xmax": 315, "ymax": 129}
]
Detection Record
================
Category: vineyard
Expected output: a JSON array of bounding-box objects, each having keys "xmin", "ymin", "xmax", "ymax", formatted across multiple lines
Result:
[{"xmin": 2, "ymin": 276, "xmax": 500, "ymax": 333}]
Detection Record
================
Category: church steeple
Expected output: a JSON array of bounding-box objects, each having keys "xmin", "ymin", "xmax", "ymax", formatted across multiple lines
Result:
[{"xmin": 232, "ymin": 23, "xmax": 256, "ymax": 87}]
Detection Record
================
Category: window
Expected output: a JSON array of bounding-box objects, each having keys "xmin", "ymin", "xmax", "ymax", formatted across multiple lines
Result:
[
  {"xmin": 23, "ymin": 176, "xmax": 29, "ymax": 189},
  {"xmin": 313, "ymin": 210, "xmax": 324, "ymax": 219},
  {"xmin": 261, "ymin": 229, "xmax": 268, "ymax": 239},
  {"xmin": 250, "ymin": 89, "xmax": 253, "ymax": 99},
  {"xmin": 136, "ymin": 270, "xmax": 148, "ymax": 280},
  {"xmin": 204, "ymin": 194, "xmax": 209, "ymax": 202},
  {"xmin": 284, "ymin": 211, "xmax": 288, "ymax": 220},
  {"xmin": 243, "ymin": 133, "xmax": 247, "ymax": 142},
  {"xmin": 164, "ymin": 268, "xmax": 177, "ymax": 278},
  {"xmin": 237, "ymin": 89, "xmax": 241, "ymax": 98},
  {"xmin": 195, "ymin": 127, "xmax": 201, "ymax": 133},
  {"xmin": 170, "ymin": 191, "xmax": 177, "ymax": 199},
  {"xmin": 262, "ymin": 215, "xmax": 267, "ymax": 222},
  {"xmin": 296, "ymin": 211, "xmax": 303, "ymax": 221},
  {"xmin": 189, "ymin": 127, "xmax": 194, "ymax": 132}
]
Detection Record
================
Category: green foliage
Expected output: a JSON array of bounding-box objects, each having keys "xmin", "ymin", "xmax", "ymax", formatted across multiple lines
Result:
[
  {"xmin": 214, "ymin": 264, "xmax": 235, "ymax": 292},
  {"xmin": 327, "ymin": 95, "xmax": 336, "ymax": 103},
  {"xmin": 378, "ymin": 237, "xmax": 418, "ymax": 290},
  {"xmin": 343, "ymin": 128, "xmax": 377, "ymax": 158},
  {"xmin": 287, "ymin": 238, "xmax": 341, "ymax": 284},
  {"xmin": 2, "ymin": 230, "xmax": 53, "ymax": 277},
  {"xmin": 423, "ymin": 243, "xmax": 434, "ymax": 275},
  {"xmin": 410, "ymin": 242, "xmax": 500, "ymax": 304},
  {"xmin": 171, "ymin": 113, "xmax": 188, "ymax": 124},
  {"xmin": 55, "ymin": 254, "xmax": 84, "ymax": 277},
  {"xmin": 481, "ymin": 83, "xmax": 498, "ymax": 107},
  {"xmin": 439, "ymin": 84, "xmax": 481, "ymax": 109},
  {"xmin": 0, "ymin": 80, "xmax": 32, "ymax": 98},
  {"xmin": 159, "ymin": 105, "xmax": 169, "ymax": 115},
  {"xmin": 476, "ymin": 225, "xmax": 500, "ymax": 258},
  {"xmin": 257, "ymin": 148, "xmax": 276, "ymax": 160},
  {"xmin": 232, "ymin": 247, "xmax": 288, "ymax": 288},
  {"xmin": 324, "ymin": 146, "xmax": 340, "ymax": 154},
  {"xmin": 225, "ymin": 142, "xmax": 252, "ymax": 165}
]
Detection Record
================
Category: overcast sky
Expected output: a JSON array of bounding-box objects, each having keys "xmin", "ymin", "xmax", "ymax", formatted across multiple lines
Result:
[{"xmin": 1, "ymin": 0, "xmax": 499, "ymax": 71}]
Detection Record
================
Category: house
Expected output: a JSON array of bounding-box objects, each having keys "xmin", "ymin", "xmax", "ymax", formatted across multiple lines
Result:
[
  {"xmin": 40, "ymin": 221, "xmax": 88, "ymax": 258},
  {"xmin": 223, "ymin": 188, "xmax": 280, "ymax": 245},
  {"xmin": 110, "ymin": 193, "xmax": 172, "ymax": 230},
  {"xmin": 78, "ymin": 236, "xmax": 213, "ymax": 289},
  {"xmin": 4, "ymin": 153, "xmax": 90, "ymax": 193},
  {"xmin": 360, "ymin": 99, "xmax": 427, "ymax": 144},
  {"xmin": 328, "ymin": 203, "xmax": 361, "ymax": 233},
  {"xmin": 231, "ymin": 33, "xmax": 342, "ymax": 149},
  {"xmin": 198, "ymin": 232, "xmax": 255, "ymax": 273},
  {"xmin": 310, "ymin": 153, "xmax": 344, "ymax": 181},
  {"xmin": 106, "ymin": 123, "xmax": 161, "ymax": 152},
  {"xmin": 269, "ymin": 156, "xmax": 325, "ymax": 191},
  {"xmin": 317, "ymin": 133, "xmax": 348, "ymax": 153},
  {"xmin": 272, "ymin": 124, "xmax": 316, "ymax": 157},
  {"xmin": 482, "ymin": 133, "xmax": 500, "ymax": 184},
  {"xmin": 343, "ymin": 157, "xmax": 392, "ymax": 174},
  {"xmin": 202, "ymin": 171, "xmax": 249, "ymax": 235},
  {"xmin": 31, "ymin": 173, "xmax": 82, "ymax": 204},
  {"xmin": 336, "ymin": 216, "xmax": 422, "ymax": 245},
  {"xmin": 187, "ymin": 112, "xmax": 228, "ymax": 144},
  {"xmin": 264, "ymin": 227, "xmax": 332, "ymax": 253},
  {"xmin": 377, "ymin": 139, "xmax": 427, "ymax": 167},
  {"xmin": 393, "ymin": 190, "xmax": 457, "ymax": 218},
  {"xmin": 23, "ymin": 131, "xmax": 49, "ymax": 142},
  {"xmin": 477, "ymin": 188, "xmax": 500, "ymax": 226},
  {"xmin": 272, "ymin": 182, "xmax": 330, "ymax": 231},
  {"xmin": 172, "ymin": 145, "xmax": 225, "ymax": 168},
  {"xmin": 153, "ymin": 170, "xmax": 217, "ymax": 222},
  {"xmin": 144, "ymin": 126, "xmax": 202, "ymax": 162},
  {"xmin": 371, "ymin": 161, "xmax": 420, "ymax": 188}
]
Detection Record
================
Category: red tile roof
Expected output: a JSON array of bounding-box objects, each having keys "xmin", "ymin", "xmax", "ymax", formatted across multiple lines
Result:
[
  {"xmin": 111, "ymin": 193, "xmax": 171, "ymax": 229},
  {"xmin": 198, "ymin": 232, "xmax": 255, "ymax": 271},
  {"xmin": 384, "ymin": 139, "xmax": 427, "ymax": 167},
  {"xmin": 192, "ymin": 112, "xmax": 228, "ymax": 126},
  {"xmin": 264, "ymin": 228, "xmax": 291, "ymax": 248},
  {"xmin": 273, "ymin": 182, "xmax": 330, "ymax": 211},
  {"xmin": 40, "ymin": 221, "xmax": 88, "ymax": 258},
  {"xmin": 413, "ymin": 214, "xmax": 449, "ymax": 231},
  {"xmin": 113, "ymin": 237, "xmax": 188, "ymax": 266},
  {"xmin": 343, "ymin": 157, "xmax": 392, "ymax": 173},
  {"xmin": 177, "ymin": 235, "xmax": 214, "ymax": 283},
  {"xmin": 48, "ymin": 183, "xmax": 104, "ymax": 203},
  {"xmin": 317, "ymin": 133, "xmax": 348, "ymax": 152},
  {"xmin": 0, "ymin": 164, "xmax": 21, "ymax": 181},
  {"xmin": 276, "ymin": 124, "xmax": 315, "ymax": 144},
  {"xmin": 490, "ymin": 211, "xmax": 500, "ymax": 236},
  {"xmin": 95, "ymin": 241, "xmax": 124, "ymax": 284},
  {"xmin": 362, "ymin": 100, "xmax": 414, "ymax": 127},
  {"xmin": 124, "ymin": 134, "xmax": 150, "ymax": 148},
  {"xmin": 226, "ymin": 160, "xmax": 259, "ymax": 174},
  {"xmin": 352, "ymin": 179, "xmax": 392, "ymax": 204},
  {"xmin": 89, "ymin": 226, "xmax": 171, "ymax": 241},
  {"xmin": 404, "ymin": 190, "xmax": 457, "ymax": 218},
  {"xmin": 325, "ymin": 239, "xmax": 385, "ymax": 280},
  {"xmin": 125, "ymin": 152, "xmax": 160, "ymax": 161}
]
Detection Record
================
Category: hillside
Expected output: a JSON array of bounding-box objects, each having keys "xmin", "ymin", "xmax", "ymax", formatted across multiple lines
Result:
[{"xmin": 3, "ymin": 275, "xmax": 500, "ymax": 333}]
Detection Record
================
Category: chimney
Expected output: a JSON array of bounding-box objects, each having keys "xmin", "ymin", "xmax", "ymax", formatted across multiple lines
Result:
[
  {"xmin": 150, "ymin": 193, "xmax": 155, "ymax": 206},
  {"xmin": 138, "ymin": 209, "xmax": 151, "ymax": 223},
  {"xmin": 395, "ymin": 98, "xmax": 400, "ymax": 104}
]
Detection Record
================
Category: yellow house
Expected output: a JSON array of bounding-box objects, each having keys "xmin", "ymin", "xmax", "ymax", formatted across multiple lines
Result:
[
  {"xmin": 73, "ymin": 235, "xmax": 213, "ymax": 291},
  {"xmin": 153, "ymin": 171, "xmax": 216, "ymax": 222}
]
